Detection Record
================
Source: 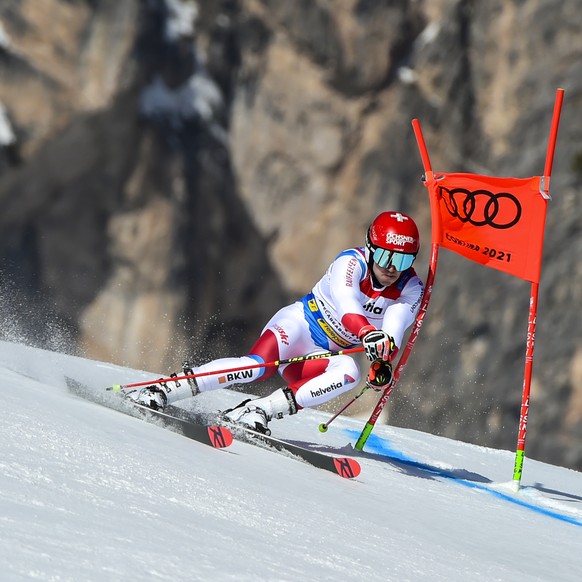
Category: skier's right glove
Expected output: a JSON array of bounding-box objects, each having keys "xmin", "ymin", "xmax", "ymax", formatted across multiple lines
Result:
[
  {"xmin": 366, "ymin": 360, "xmax": 393, "ymax": 392},
  {"xmin": 360, "ymin": 326, "xmax": 395, "ymax": 362}
]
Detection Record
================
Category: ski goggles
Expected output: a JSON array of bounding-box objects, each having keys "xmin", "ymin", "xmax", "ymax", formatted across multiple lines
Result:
[{"xmin": 372, "ymin": 247, "xmax": 416, "ymax": 271}]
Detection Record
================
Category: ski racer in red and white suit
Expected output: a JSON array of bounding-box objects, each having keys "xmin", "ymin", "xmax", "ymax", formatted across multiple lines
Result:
[{"xmin": 128, "ymin": 212, "xmax": 424, "ymax": 434}]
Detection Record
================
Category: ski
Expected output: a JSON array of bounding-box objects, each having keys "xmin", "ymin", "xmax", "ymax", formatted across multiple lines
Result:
[
  {"xmin": 65, "ymin": 378, "xmax": 233, "ymax": 449},
  {"xmin": 132, "ymin": 404, "xmax": 233, "ymax": 449},
  {"xmin": 165, "ymin": 405, "xmax": 361, "ymax": 479},
  {"xmin": 231, "ymin": 425, "xmax": 361, "ymax": 479},
  {"xmin": 66, "ymin": 378, "xmax": 359, "ymax": 476}
]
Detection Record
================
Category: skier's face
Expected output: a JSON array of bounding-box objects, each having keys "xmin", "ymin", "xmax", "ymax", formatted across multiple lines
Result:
[{"xmin": 372, "ymin": 262, "xmax": 401, "ymax": 286}]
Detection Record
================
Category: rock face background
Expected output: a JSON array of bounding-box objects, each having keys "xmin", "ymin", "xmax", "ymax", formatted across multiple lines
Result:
[{"xmin": 1, "ymin": 0, "xmax": 581, "ymax": 469}]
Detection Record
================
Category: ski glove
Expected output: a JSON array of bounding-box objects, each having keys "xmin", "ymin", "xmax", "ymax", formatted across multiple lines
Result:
[
  {"xmin": 360, "ymin": 327, "xmax": 396, "ymax": 362},
  {"xmin": 366, "ymin": 360, "xmax": 393, "ymax": 391}
]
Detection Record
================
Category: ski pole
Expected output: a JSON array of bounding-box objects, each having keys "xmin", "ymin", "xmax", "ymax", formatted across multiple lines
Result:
[
  {"xmin": 354, "ymin": 380, "xmax": 396, "ymax": 449},
  {"xmin": 318, "ymin": 384, "xmax": 371, "ymax": 433},
  {"xmin": 108, "ymin": 346, "xmax": 365, "ymax": 391}
]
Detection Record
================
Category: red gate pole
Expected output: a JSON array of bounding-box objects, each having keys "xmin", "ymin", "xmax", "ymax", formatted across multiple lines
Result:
[
  {"xmin": 355, "ymin": 119, "xmax": 441, "ymax": 450},
  {"xmin": 512, "ymin": 88, "xmax": 564, "ymax": 490}
]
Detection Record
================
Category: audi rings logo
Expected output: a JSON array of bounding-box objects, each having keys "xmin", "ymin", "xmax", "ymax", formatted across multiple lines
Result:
[{"xmin": 440, "ymin": 187, "xmax": 522, "ymax": 229}]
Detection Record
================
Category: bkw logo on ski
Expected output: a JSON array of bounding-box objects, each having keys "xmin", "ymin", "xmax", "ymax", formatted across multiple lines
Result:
[{"xmin": 219, "ymin": 370, "xmax": 253, "ymax": 384}]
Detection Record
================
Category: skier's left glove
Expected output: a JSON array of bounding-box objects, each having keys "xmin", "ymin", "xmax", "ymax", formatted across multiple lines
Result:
[
  {"xmin": 366, "ymin": 360, "xmax": 393, "ymax": 391},
  {"xmin": 359, "ymin": 326, "xmax": 396, "ymax": 362}
]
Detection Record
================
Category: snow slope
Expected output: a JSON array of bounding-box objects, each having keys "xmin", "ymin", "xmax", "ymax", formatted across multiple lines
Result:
[{"xmin": 1, "ymin": 340, "xmax": 581, "ymax": 581}]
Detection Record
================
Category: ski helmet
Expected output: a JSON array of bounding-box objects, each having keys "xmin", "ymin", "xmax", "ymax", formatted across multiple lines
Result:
[{"xmin": 365, "ymin": 211, "xmax": 420, "ymax": 271}]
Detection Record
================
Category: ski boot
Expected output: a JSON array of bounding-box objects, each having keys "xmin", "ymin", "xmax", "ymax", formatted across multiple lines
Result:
[
  {"xmin": 124, "ymin": 362, "xmax": 199, "ymax": 411},
  {"xmin": 222, "ymin": 388, "xmax": 298, "ymax": 435}
]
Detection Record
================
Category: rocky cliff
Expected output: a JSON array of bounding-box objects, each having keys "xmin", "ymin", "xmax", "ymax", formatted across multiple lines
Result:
[{"xmin": 1, "ymin": 0, "xmax": 581, "ymax": 470}]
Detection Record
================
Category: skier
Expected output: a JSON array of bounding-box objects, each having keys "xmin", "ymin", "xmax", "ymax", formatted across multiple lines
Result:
[{"xmin": 127, "ymin": 211, "xmax": 424, "ymax": 434}]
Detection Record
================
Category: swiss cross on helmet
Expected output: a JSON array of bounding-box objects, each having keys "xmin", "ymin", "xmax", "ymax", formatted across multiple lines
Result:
[{"xmin": 365, "ymin": 212, "xmax": 420, "ymax": 271}]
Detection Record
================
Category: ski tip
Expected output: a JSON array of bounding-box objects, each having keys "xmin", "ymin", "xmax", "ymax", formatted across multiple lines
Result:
[
  {"xmin": 333, "ymin": 457, "xmax": 361, "ymax": 479},
  {"xmin": 207, "ymin": 425, "xmax": 234, "ymax": 448},
  {"xmin": 108, "ymin": 384, "xmax": 123, "ymax": 393}
]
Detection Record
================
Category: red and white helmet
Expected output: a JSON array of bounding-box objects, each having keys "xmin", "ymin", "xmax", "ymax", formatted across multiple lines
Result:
[{"xmin": 365, "ymin": 211, "xmax": 420, "ymax": 271}]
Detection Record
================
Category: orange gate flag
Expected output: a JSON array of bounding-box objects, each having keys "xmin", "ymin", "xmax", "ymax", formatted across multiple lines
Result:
[{"xmin": 426, "ymin": 173, "xmax": 548, "ymax": 283}]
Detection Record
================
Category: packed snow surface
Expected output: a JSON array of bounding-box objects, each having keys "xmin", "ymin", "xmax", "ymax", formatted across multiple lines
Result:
[{"xmin": 1, "ymin": 340, "xmax": 581, "ymax": 581}]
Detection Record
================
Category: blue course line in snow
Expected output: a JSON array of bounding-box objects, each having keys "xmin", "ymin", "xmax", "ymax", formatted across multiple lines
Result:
[{"xmin": 345, "ymin": 430, "xmax": 582, "ymax": 528}]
